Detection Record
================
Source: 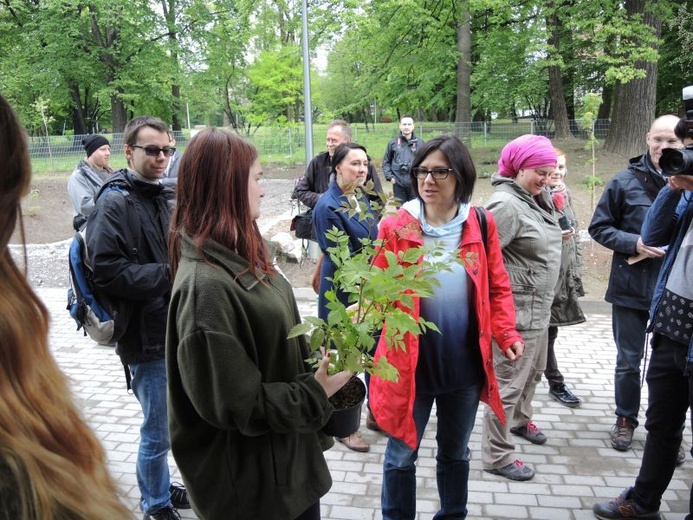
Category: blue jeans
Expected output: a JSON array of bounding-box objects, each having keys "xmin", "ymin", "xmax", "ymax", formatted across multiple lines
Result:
[
  {"xmin": 612, "ymin": 305, "xmax": 649, "ymax": 426},
  {"xmin": 129, "ymin": 359, "xmax": 172, "ymax": 514},
  {"xmin": 382, "ymin": 384, "xmax": 482, "ymax": 520}
]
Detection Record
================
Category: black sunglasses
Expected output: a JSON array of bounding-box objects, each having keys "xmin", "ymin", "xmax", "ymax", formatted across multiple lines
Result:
[{"xmin": 131, "ymin": 145, "xmax": 177, "ymax": 157}]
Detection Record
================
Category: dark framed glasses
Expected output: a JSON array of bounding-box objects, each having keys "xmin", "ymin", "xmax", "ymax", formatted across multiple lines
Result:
[
  {"xmin": 131, "ymin": 145, "xmax": 177, "ymax": 157},
  {"xmin": 412, "ymin": 167, "xmax": 454, "ymax": 180}
]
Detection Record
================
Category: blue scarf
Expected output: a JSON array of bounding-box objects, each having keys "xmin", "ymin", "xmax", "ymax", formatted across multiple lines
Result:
[{"xmin": 402, "ymin": 199, "xmax": 470, "ymax": 238}]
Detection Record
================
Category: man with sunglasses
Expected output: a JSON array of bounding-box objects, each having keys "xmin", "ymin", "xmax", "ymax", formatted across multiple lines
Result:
[{"xmin": 87, "ymin": 116, "xmax": 189, "ymax": 520}]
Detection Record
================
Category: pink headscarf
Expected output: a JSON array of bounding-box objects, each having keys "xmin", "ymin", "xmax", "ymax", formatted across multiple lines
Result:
[{"xmin": 498, "ymin": 135, "xmax": 557, "ymax": 178}]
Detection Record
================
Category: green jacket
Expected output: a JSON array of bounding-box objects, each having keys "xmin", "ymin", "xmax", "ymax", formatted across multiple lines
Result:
[
  {"xmin": 485, "ymin": 175, "xmax": 562, "ymax": 340},
  {"xmin": 166, "ymin": 235, "xmax": 334, "ymax": 519}
]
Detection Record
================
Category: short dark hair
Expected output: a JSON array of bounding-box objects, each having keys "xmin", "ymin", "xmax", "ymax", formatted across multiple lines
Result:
[
  {"xmin": 331, "ymin": 143, "xmax": 369, "ymax": 174},
  {"xmin": 410, "ymin": 135, "xmax": 477, "ymax": 204},
  {"xmin": 123, "ymin": 116, "xmax": 169, "ymax": 146}
]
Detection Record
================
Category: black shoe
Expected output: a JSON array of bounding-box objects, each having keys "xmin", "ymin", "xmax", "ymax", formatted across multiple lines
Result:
[
  {"xmin": 549, "ymin": 383, "xmax": 581, "ymax": 407},
  {"xmin": 169, "ymin": 482, "xmax": 190, "ymax": 510},
  {"xmin": 143, "ymin": 507, "xmax": 181, "ymax": 520},
  {"xmin": 592, "ymin": 487, "xmax": 661, "ymax": 519}
]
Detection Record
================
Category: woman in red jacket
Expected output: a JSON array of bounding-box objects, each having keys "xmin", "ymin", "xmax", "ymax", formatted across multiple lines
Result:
[{"xmin": 369, "ymin": 135, "xmax": 524, "ymax": 519}]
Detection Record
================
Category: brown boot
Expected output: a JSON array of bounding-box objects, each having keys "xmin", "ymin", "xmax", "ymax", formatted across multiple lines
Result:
[
  {"xmin": 337, "ymin": 431, "xmax": 370, "ymax": 452},
  {"xmin": 366, "ymin": 410, "xmax": 383, "ymax": 433}
]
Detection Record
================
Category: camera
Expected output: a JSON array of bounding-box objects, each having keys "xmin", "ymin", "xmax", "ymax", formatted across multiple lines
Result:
[
  {"xmin": 660, "ymin": 85, "xmax": 693, "ymax": 177},
  {"xmin": 660, "ymin": 145, "xmax": 693, "ymax": 177},
  {"xmin": 399, "ymin": 163, "xmax": 411, "ymax": 174}
]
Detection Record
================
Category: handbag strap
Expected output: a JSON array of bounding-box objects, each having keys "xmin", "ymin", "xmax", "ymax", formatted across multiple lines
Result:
[{"xmin": 474, "ymin": 206, "xmax": 488, "ymax": 254}]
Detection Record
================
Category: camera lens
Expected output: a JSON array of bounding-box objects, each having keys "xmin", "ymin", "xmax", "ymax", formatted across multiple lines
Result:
[{"xmin": 660, "ymin": 147, "xmax": 693, "ymax": 176}]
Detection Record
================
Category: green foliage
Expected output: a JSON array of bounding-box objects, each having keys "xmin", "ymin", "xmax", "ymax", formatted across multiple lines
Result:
[{"xmin": 287, "ymin": 186, "xmax": 467, "ymax": 381}]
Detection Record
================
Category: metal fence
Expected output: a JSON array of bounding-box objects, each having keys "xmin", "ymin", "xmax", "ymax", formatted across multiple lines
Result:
[{"xmin": 28, "ymin": 119, "xmax": 610, "ymax": 174}]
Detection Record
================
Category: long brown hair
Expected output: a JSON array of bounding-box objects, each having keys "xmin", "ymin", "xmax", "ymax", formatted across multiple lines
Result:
[
  {"xmin": 169, "ymin": 128, "xmax": 274, "ymax": 278},
  {"xmin": 0, "ymin": 94, "xmax": 130, "ymax": 519}
]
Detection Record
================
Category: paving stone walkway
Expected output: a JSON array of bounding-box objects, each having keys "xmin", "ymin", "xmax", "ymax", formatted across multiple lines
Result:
[{"xmin": 40, "ymin": 287, "xmax": 692, "ymax": 520}]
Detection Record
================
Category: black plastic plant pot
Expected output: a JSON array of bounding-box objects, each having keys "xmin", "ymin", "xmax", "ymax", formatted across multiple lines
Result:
[{"xmin": 322, "ymin": 376, "xmax": 366, "ymax": 437}]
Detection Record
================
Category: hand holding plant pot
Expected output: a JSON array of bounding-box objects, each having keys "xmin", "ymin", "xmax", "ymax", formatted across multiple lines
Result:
[{"xmin": 288, "ymin": 183, "xmax": 459, "ymax": 438}]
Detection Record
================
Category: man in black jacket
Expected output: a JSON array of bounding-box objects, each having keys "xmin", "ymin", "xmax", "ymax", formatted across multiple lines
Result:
[
  {"xmin": 293, "ymin": 120, "xmax": 383, "ymax": 209},
  {"xmin": 382, "ymin": 116, "xmax": 424, "ymax": 204},
  {"xmin": 87, "ymin": 116, "xmax": 188, "ymax": 520},
  {"xmin": 588, "ymin": 114, "xmax": 680, "ymax": 453}
]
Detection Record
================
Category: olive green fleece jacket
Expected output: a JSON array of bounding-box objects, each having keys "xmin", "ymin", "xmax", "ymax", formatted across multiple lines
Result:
[
  {"xmin": 166, "ymin": 234, "xmax": 334, "ymax": 520},
  {"xmin": 485, "ymin": 175, "xmax": 562, "ymax": 340}
]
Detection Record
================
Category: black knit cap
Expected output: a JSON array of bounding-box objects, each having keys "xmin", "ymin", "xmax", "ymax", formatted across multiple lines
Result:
[{"xmin": 82, "ymin": 134, "xmax": 110, "ymax": 157}]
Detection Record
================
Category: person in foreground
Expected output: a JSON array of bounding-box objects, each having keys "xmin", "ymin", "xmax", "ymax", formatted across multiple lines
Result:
[
  {"xmin": 481, "ymin": 134, "xmax": 562, "ymax": 481},
  {"xmin": 592, "ymin": 117, "xmax": 693, "ymax": 520},
  {"xmin": 0, "ymin": 94, "xmax": 129, "ymax": 517},
  {"xmin": 166, "ymin": 128, "xmax": 352, "ymax": 520},
  {"xmin": 544, "ymin": 148, "xmax": 585, "ymax": 407},
  {"xmin": 312, "ymin": 142, "xmax": 380, "ymax": 453},
  {"xmin": 368, "ymin": 135, "xmax": 524, "ymax": 519}
]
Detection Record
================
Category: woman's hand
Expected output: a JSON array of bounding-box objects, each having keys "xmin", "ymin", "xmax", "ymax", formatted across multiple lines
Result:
[
  {"xmin": 311, "ymin": 254, "xmax": 323, "ymax": 294},
  {"xmin": 503, "ymin": 341, "xmax": 524, "ymax": 361},
  {"xmin": 314, "ymin": 348, "xmax": 352, "ymax": 398},
  {"xmin": 561, "ymin": 228, "xmax": 575, "ymax": 240}
]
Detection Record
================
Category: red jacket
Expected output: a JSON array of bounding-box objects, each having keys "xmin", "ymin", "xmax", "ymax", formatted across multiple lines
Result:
[{"xmin": 369, "ymin": 208, "xmax": 523, "ymax": 449}]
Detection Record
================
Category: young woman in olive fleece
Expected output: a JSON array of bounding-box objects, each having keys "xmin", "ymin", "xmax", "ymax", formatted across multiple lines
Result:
[{"xmin": 166, "ymin": 128, "xmax": 351, "ymax": 520}]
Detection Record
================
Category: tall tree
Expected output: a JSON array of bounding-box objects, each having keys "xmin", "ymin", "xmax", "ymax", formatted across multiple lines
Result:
[
  {"xmin": 546, "ymin": 1, "xmax": 571, "ymax": 139},
  {"xmin": 455, "ymin": 1, "xmax": 472, "ymax": 124},
  {"xmin": 605, "ymin": 0, "xmax": 663, "ymax": 157}
]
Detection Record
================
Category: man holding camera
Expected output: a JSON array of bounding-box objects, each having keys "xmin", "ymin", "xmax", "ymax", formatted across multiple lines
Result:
[
  {"xmin": 382, "ymin": 116, "xmax": 424, "ymax": 204},
  {"xmin": 588, "ymin": 114, "xmax": 681, "ymax": 453},
  {"xmin": 593, "ymin": 107, "xmax": 693, "ymax": 519}
]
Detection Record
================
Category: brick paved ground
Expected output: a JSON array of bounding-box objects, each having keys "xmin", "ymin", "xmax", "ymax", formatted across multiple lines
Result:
[{"xmin": 40, "ymin": 287, "xmax": 692, "ymax": 520}]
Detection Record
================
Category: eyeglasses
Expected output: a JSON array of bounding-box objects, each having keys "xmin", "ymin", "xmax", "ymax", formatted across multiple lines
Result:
[
  {"xmin": 412, "ymin": 168, "xmax": 454, "ymax": 180},
  {"xmin": 131, "ymin": 145, "xmax": 177, "ymax": 157}
]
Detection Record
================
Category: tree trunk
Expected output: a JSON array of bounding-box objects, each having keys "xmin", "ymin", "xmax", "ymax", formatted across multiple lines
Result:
[
  {"xmin": 111, "ymin": 90, "xmax": 127, "ymax": 133},
  {"xmin": 172, "ymin": 82, "xmax": 182, "ymax": 131},
  {"xmin": 604, "ymin": 0, "xmax": 661, "ymax": 157},
  {"xmin": 598, "ymin": 83, "xmax": 613, "ymax": 120},
  {"xmin": 70, "ymin": 85, "xmax": 88, "ymax": 136},
  {"xmin": 455, "ymin": 5, "xmax": 471, "ymax": 124},
  {"xmin": 547, "ymin": 4, "xmax": 571, "ymax": 139}
]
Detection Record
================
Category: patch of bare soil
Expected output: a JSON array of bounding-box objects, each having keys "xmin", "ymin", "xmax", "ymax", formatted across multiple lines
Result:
[{"xmin": 11, "ymin": 145, "xmax": 622, "ymax": 297}]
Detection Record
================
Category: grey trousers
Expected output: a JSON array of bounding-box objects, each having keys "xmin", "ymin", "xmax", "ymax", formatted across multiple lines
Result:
[{"xmin": 482, "ymin": 329, "xmax": 549, "ymax": 469}]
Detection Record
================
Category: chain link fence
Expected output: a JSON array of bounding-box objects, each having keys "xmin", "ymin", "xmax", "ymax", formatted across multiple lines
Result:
[{"xmin": 28, "ymin": 119, "xmax": 610, "ymax": 175}]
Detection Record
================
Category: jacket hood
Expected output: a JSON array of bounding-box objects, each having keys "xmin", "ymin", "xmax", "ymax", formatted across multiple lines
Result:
[
  {"xmin": 628, "ymin": 153, "xmax": 662, "ymax": 177},
  {"xmin": 180, "ymin": 233, "xmax": 265, "ymax": 291},
  {"xmin": 98, "ymin": 169, "xmax": 167, "ymax": 200}
]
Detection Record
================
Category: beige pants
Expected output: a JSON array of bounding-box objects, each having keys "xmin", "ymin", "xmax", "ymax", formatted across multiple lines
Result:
[{"xmin": 481, "ymin": 328, "xmax": 549, "ymax": 469}]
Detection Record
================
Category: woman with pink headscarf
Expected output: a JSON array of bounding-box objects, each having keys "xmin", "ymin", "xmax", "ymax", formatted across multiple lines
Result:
[{"xmin": 480, "ymin": 134, "xmax": 563, "ymax": 481}]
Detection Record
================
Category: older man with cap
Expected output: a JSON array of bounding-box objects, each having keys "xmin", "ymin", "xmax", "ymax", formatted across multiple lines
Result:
[
  {"xmin": 481, "ymin": 134, "xmax": 562, "ymax": 481},
  {"xmin": 67, "ymin": 134, "xmax": 114, "ymax": 231}
]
